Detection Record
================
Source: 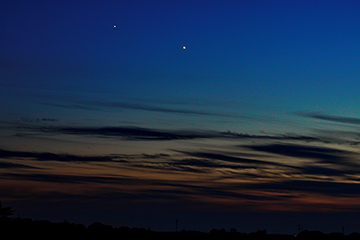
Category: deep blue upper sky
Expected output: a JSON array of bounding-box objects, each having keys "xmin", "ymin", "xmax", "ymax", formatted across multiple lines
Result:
[
  {"xmin": 3, "ymin": 0, "xmax": 360, "ymax": 108},
  {"xmin": 2, "ymin": 0, "xmax": 360, "ymax": 134},
  {"xmin": 2, "ymin": 0, "xmax": 360, "ymax": 234}
]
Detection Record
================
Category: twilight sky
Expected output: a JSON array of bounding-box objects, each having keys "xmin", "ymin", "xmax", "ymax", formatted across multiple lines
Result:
[{"xmin": 1, "ymin": 0, "xmax": 360, "ymax": 234}]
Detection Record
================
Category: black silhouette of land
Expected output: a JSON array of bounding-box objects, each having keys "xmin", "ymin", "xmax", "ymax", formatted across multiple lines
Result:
[{"xmin": 1, "ymin": 202, "xmax": 359, "ymax": 240}]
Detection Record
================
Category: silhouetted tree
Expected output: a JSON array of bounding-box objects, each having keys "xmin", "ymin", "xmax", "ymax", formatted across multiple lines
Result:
[
  {"xmin": 88, "ymin": 222, "xmax": 113, "ymax": 233},
  {"xmin": 348, "ymin": 232, "xmax": 360, "ymax": 239},
  {"xmin": 256, "ymin": 229, "xmax": 267, "ymax": 235},
  {"xmin": 0, "ymin": 202, "xmax": 14, "ymax": 218},
  {"xmin": 297, "ymin": 230, "xmax": 324, "ymax": 239},
  {"xmin": 209, "ymin": 228, "xmax": 227, "ymax": 235}
]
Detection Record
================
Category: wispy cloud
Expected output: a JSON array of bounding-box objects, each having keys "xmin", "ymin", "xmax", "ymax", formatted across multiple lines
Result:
[
  {"xmin": 15, "ymin": 123, "xmax": 329, "ymax": 143},
  {"xmin": 4, "ymin": 110, "xmax": 360, "ymax": 213},
  {"xmin": 37, "ymin": 93, "xmax": 245, "ymax": 118},
  {"xmin": 86, "ymin": 100, "xmax": 240, "ymax": 118},
  {"xmin": 246, "ymin": 179, "xmax": 360, "ymax": 198},
  {"xmin": 2, "ymin": 144, "xmax": 360, "ymax": 212},
  {"xmin": 254, "ymin": 143, "xmax": 359, "ymax": 166},
  {"xmin": 0, "ymin": 161, "xmax": 40, "ymax": 169},
  {"xmin": 176, "ymin": 150, "xmax": 291, "ymax": 168},
  {"xmin": 0, "ymin": 172, "xmax": 140, "ymax": 185},
  {"xmin": 248, "ymin": 144, "xmax": 347, "ymax": 164},
  {"xmin": 39, "ymin": 126, "xmax": 218, "ymax": 141},
  {"xmin": 298, "ymin": 112, "xmax": 360, "ymax": 125},
  {"xmin": 0, "ymin": 149, "xmax": 121, "ymax": 163}
]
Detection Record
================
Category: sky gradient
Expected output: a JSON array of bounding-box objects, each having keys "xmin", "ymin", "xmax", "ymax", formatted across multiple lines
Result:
[{"xmin": 1, "ymin": 0, "xmax": 360, "ymax": 234}]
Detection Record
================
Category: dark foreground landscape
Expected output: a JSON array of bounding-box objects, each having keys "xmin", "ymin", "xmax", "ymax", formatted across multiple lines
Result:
[
  {"xmin": 1, "ymin": 216, "xmax": 360, "ymax": 240},
  {"xmin": 1, "ymin": 202, "xmax": 359, "ymax": 240}
]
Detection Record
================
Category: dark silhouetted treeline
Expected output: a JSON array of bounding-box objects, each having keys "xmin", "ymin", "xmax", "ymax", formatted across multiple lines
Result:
[
  {"xmin": 1, "ymin": 203, "xmax": 360, "ymax": 240},
  {"xmin": 2, "ymin": 217, "xmax": 360, "ymax": 240}
]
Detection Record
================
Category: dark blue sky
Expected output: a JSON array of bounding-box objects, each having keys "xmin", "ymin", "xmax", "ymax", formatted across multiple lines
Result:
[
  {"xmin": 1, "ymin": 0, "xmax": 360, "ymax": 234},
  {"xmin": 3, "ymin": 0, "xmax": 360, "ymax": 103}
]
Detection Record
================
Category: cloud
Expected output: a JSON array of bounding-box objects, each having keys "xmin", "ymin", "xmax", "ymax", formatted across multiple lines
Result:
[
  {"xmin": 132, "ymin": 160, "xmax": 211, "ymax": 174},
  {"xmin": 38, "ymin": 126, "xmax": 218, "ymax": 141},
  {"xmin": 222, "ymin": 131, "xmax": 319, "ymax": 142},
  {"xmin": 39, "ymin": 95, "xmax": 243, "ymax": 118},
  {"xmin": 87, "ymin": 100, "xmax": 239, "ymax": 118},
  {"xmin": 0, "ymin": 172, "xmax": 140, "ymax": 185},
  {"xmin": 40, "ymin": 102, "xmax": 96, "ymax": 110},
  {"xmin": 16, "ymin": 122, "xmax": 327, "ymax": 143},
  {"xmin": 248, "ymin": 144, "xmax": 344, "ymax": 163},
  {"xmin": 299, "ymin": 166, "xmax": 350, "ymax": 176},
  {"xmin": 247, "ymin": 179, "xmax": 360, "ymax": 198},
  {"xmin": 0, "ymin": 149, "xmax": 121, "ymax": 163},
  {"xmin": 177, "ymin": 150, "xmax": 293, "ymax": 169},
  {"xmin": 2, "ymin": 146, "xmax": 360, "ymax": 213},
  {"xmin": 0, "ymin": 161, "xmax": 39, "ymax": 169},
  {"xmin": 171, "ymin": 158, "xmax": 251, "ymax": 170},
  {"xmin": 131, "ymin": 157, "xmax": 260, "ymax": 174},
  {"xmin": 247, "ymin": 143, "xmax": 358, "ymax": 168},
  {"xmin": 20, "ymin": 117, "xmax": 59, "ymax": 123},
  {"xmin": 9, "ymin": 106, "xmax": 360, "ymax": 150},
  {"xmin": 298, "ymin": 112, "xmax": 360, "ymax": 125},
  {"xmin": 245, "ymin": 143, "xmax": 360, "ymax": 180}
]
